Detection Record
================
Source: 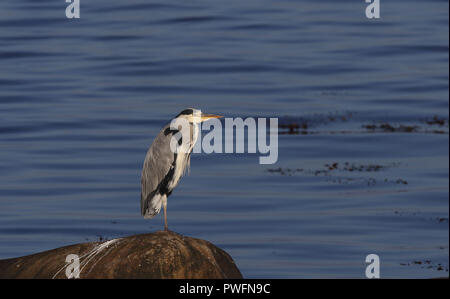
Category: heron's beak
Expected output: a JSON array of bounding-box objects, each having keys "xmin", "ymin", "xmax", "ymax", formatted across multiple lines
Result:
[{"xmin": 200, "ymin": 113, "xmax": 223, "ymax": 122}]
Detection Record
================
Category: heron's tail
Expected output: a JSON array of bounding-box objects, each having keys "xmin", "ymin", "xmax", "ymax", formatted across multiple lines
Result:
[{"xmin": 141, "ymin": 192, "xmax": 163, "ymax": 219}]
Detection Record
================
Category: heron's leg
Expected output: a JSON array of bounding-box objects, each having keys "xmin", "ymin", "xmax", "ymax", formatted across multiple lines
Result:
[{"xmin": 162, "ymin": 196, "xmax": 168, "ymax": 231}]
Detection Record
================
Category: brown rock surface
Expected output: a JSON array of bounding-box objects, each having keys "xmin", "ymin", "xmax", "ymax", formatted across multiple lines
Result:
[{"xmin": 0, "ymin": 231, "xmax": 243, "ymax": 279}]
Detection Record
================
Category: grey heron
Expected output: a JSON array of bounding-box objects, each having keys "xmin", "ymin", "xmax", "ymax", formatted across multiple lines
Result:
[{"xmin": 141, "ymin": 108, "xmax": 222, "ymax": 231}]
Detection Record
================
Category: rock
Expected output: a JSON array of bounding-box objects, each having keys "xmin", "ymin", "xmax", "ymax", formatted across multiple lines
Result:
[{"xmin": 0, "ymin": 231, "xmax": 243, "ymax": 279}]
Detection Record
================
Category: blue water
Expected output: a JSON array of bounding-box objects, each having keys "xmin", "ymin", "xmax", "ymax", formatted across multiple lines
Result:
[{"xmin": 0, "ymin": 0, "xmax": 448, "ymax": 278}]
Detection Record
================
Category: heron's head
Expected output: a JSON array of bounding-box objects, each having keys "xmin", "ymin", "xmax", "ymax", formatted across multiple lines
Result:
[{"xmin": 176, "ymin": 108, "xmax": 222, "ymax": 123}]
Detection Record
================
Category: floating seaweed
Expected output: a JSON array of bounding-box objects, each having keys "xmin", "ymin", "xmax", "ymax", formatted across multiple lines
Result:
[
  {"xmin": 362, "ymin": 123, "xmax": 418, "ymax": 133},
  {"xmin": 425, "ymin": 115, "xmax": 446, "ymax": 126},
  {"xmin": 267, "ymin": 162, "xmax": 406, "ymax": 187},
  {"xmin": 400, "ymin": 259, "xmax": 448, "ymax": 273},
  {"xmin": 277, "ymin": 112, "xmax": 448, "ymax": 135}
]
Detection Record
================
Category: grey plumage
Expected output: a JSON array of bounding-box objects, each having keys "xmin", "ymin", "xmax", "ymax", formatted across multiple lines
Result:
[
  {"xmin": 140, "ymin": 109, "xmax": 222, "ymax": 230},
  {"xmin": 141, "ymin": 123, "xmax": 174, "ymax": 218},
  {"xmin": 141, "ymin": 123, "xmax": 193, "ymax": 218}
]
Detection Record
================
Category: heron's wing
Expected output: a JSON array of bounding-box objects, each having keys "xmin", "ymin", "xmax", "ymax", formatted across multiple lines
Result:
[{"xmin": 141, "ymin": 124, "xmax": 176, "ymax": 217}]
